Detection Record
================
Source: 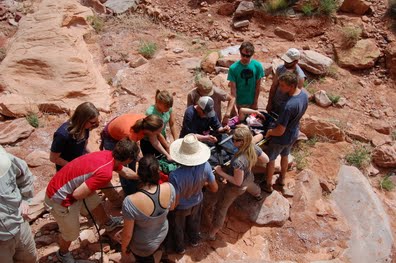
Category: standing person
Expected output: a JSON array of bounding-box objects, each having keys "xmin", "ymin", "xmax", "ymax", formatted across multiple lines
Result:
[
  {"xmin": 264, "ymin": 72, "xmax": 308, "ymax": 194},
  {"xmin": 266, "ymin": 48, "xmax": 306, "ymax": 116},
  {"xmin": 228, "ymin": 41, "xmax": 264, "ymax": 111},
  {"xmin": 168, "ymin": 134, "xmax": 218, "ymax": 254},
  {"xmin": 101, "ymin": 113, "xmax": 171, "ymax": 195},
  {"xmin": 208, "ymin": 126, "xmax": 269, "ymax": 240},
  {"xmin": 141, "ymin": 90, "xmax": 178, "ymax": 156},
  {"xmin": 45, "ymin": 138, "xmax": 140, "ymax": 263},
  {"xmin": 0, "ymin": 146, "xmax": 36, "ymax": 263},
  {"xmin": 50, "ymin": 102, "xmax": 100, "ymax": 171},
  {"xmin": 180, "ymin": 96, "xmax": 230, "ymax": 144},
  {"xmin": 121, "ymin": 155, "xmax": 176, "ymax": 263},
  {"xmin": 187, "ymin": 76, "xmax": 235, "ymax": 125}
]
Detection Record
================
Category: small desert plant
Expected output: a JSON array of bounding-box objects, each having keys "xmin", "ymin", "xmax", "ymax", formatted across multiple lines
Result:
[
  {"xmin": 265, "ymin": 0, "xmax": 289, "ymax": 13},
  {"xmin": 87, "ymin": 14, "xmax": 104, "ymax": 33},
  {"xmin": 301, "ymin": 2, "xmax": 314, "ymax": 16},
  {"xmin": 306, "ymin": 136, "xmax": 318, "ymax": 146},
  {"xmin": 292, "ymin": 144, "xmax": 309, "ymax": 170},
  {"xmin": 380, "ymin": 175, "xmax": 395, "ymax": 191},
  {"xmin": 325, "ymin": 64, "xmax": 339, "ymax": 79},
  {"xmin": 341, "ymin": 26, "xmax": 362, "ymax": 49},
  {"xmin": 138, "ymin": 41, "xmax": 157, "ymax": 59},
  {"xmin": 327, "ymin": 93, "xmax": 341, "ymax": 104},
  {"xmin": 26, "ymin": 112, "xmax": 39, "ymax": 128},
  {"xmin": 0, "ymin": 47, "xmax": 6, "ymax": 62},
  {"xmin": 345, "ymin": 143, "xmax": 371, "ymax": 169},
  {"xmin": 392, "ymin": 130, "xmax": 396, "ymax": 141},
  {"xmin": 318, "ymin": 0, "xmax": 337, "ymax": 16}
]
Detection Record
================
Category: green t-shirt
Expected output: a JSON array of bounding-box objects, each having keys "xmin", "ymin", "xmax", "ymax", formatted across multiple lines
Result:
[
  {"xmin": 227, "ymin": 59, "xmax": 265, "ymax": 105},
  {"xmin": 145, "ymin": 105, "xmax": 172, "ymax": 137}
]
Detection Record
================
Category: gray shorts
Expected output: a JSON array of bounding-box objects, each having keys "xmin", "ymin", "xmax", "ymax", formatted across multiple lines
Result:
[{"xmin": 266, "ymin": 142, "xmax": 293, "ymax": 161}]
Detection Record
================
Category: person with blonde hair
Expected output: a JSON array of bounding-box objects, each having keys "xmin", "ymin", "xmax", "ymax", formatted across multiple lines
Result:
[
  {"xmin": 50, "ymin": 102, "xmax": 100, "ymax": 171},
  {"xmin": 141, "ymin": 90, "xmax": 177, "ymax": 156},
  {"xmin": 208, "ymin": 125, "xmax": 269, "ymax": 240},
  {"xmin": 101, "ymin": 113, "xmax": 171, "ymax": 195}
]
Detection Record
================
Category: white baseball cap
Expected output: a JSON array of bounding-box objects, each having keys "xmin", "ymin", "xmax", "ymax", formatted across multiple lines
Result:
[{"xmin": 281, "ymin": 48, "xmax": 300, "ymax": 63}]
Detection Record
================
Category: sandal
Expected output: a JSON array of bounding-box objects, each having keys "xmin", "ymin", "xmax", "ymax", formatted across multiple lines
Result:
[
  {"xmin": 262, "ymin": 184, "xmax": 273, "ymax": 194},
  {"xmin": 254, "ymin": 193, "xmax": 264, "ymax": 201}
]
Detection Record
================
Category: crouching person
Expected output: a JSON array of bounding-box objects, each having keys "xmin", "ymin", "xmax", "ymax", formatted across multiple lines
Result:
[
  {"xmin": 168, "ymin": 134, "xmax": 218, "ymax": 254},
  {"xmin": 45, "ymin": 138, "xmax": 140, "ymax": 263},
  {"xmin": 0, "ymin": 146, "xmax": 37, "ymax": 263}
]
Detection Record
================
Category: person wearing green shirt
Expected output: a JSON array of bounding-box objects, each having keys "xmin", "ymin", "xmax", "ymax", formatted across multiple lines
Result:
[{"xmin": 228, "ymin": 41, "xmax": 264, "ymax": 112}]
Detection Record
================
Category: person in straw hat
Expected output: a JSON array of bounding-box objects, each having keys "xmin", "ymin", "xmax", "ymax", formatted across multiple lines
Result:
[
  {"xmin": 0, "ymin": 146, "xmax": 37, "ymax": 263},
  {"xmin": 167, "ymin": 134, "xmax": 218, "ymax": 254},
  {"xmin": 187, "ymin": 75, "xmax": 235, "ymax": 125}
]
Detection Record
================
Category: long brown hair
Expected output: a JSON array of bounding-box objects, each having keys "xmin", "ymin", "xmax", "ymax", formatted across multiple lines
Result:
[
  {"xmin": 68, "ymin": 102, "xmax": 99, "ymax": 140},
  {"xmin": 132, "ymin": 114, "xmax": 163, "ymax": 133},
  {"xmin": 233, "ymin": 125, "xmax": 257, "ymax": 170}
]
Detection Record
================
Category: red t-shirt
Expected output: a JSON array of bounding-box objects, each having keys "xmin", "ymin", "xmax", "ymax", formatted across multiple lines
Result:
[{"xmin": 46, "ymin": 151, "xmax": 122, "ymax": 207}]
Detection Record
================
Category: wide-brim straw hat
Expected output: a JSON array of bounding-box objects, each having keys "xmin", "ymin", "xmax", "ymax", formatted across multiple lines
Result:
[
  {"xmin": 0, "ymin": 146, "xmax": 11, "ymax": 178},
  {"xmin": 170, "ymin": 133, "xmax": 210, "ymax": 166}
]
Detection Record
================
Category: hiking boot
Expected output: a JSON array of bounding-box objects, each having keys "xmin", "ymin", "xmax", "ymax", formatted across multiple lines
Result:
[
  {"xmin": 104, "ymin": 216, "xmax": 123, "ymax": 232},
  {"xmin": 56, "ymin": 250, "xmax": 75, "ymax": 263}
]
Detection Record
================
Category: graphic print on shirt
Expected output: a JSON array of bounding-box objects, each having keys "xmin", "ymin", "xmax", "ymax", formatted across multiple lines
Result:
[{"xmin": 240, "ymin": 68, "xmax": 254, "ymax": 85}]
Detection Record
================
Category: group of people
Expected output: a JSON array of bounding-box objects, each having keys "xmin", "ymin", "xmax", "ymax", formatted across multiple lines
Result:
[{"xmin": 0, "ymin": 41, "xmax": 308, "ymax": 263}]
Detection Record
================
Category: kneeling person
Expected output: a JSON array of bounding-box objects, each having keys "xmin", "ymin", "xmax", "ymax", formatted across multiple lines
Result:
[{"xmin": 45, "ymin": 138, "xmax": 140, "ymax": 263}]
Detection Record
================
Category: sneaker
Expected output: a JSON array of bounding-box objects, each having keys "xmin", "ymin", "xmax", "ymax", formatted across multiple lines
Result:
[
  {"xmin": 191, "ymin": 240, "xmax": 199, "ymax": 247},
  {"xmin": 56, "ymin": 250, "xmax": 75, "ymax": 263},
  {"xmin": 262, "ymin": 184, "xmax": 273, "ymax": 194},
  {"xmin": 104, "ymin": 216, "xmax": 123, "ymax": 232}
]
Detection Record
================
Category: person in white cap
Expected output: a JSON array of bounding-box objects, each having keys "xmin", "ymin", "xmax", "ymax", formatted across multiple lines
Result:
[
  {"xmin": 180, "ymin": 96, "xmax": 230, "ymax": 144},
  {"xmin": 167, "ymin": 134, "xmax": 218, "ymax": 254},
  {"xmin": 266, "ymin": 48, "xmax": 306, "ymax": 115},
  {"xmin": 0, "ymin": 146, "xmax": 37, "ymax": 263},
  {"xmin": 187, "ymin": 76, "xmax": 235, "ymax": 125}
]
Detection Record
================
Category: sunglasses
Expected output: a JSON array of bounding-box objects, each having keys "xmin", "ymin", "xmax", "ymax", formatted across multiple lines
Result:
[
  {"xmin": 232, "ymin": 137, "xmax": 243, "ymax": 142},
  {"xmin": 240, "ymin": 52, "xmax": 253, "ymax": 58}
]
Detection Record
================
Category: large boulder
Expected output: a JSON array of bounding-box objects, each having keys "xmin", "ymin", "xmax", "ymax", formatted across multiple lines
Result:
[
  {"xmin": 339, "ymin": 0, "xmax": 370, "ymax": 15},
  {"xmin": 274, "ymin": 27, "xmax": 295, "ymax": 41},
  {"xmin": 233, "ymin": 1, "xmax": 254, "ymax": 20},
  {"xmin": 372, "ymin": 144, "xmax": 396, "ymax": 168},
  {"xmin": 0, "ymin": 118, "xmax": 35, "ymax": 144},
  {"xmin": 385, "ymin": 42, "xmax": 396, "ymax": 80},
  {"xmin": 335, "ymin": 39, "xmax": 380, "ymax": 70},
  {"xmin": 299, "ymin": 50, "xmax": 334, "ymax": 75},
  {"xmin": 0, "ymin": 0, "xmax": 111, "ymax": 117},
  {"xmin": 216, "ymin": 54, "xmax": 239, "ymax": 68},
  {"xmin": 300, "ymin": 116, "xmax": 345, "ymax": 142},
  {"xmin": 104, "ymin": 0, "xmax": 140, "ymax": 14},
  {"xmin": 217, "ymin": 2, "xmax": 236, "ymax": 16},
  {"xmin": 201, "ymin": 52, "xmax": 219, "ymax": 73},
  {"xmin": 25, "ymin": 150, "xmax": 49, "ymax": 167},
  {"xmin": 331, "ymin": 165, "xmax": 394, "ymax": 262},
  {"xmin": 314, "ymin": 90, "xmax": 332, "ymax": 107},
  {"xmin": 231, "ymin": 190, "xmax": 290, "ymax": 226}
]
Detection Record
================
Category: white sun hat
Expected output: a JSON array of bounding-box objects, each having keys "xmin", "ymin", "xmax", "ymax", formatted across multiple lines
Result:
[
  {"xmin": 0, "ymin": 146, "xmax": 11, "ymax": 178},
  {"xmin": 170, "ymin": 133, "xmax": 211, "ymax": 166},
  {"xmin": 281, "ymin": 48, "xmax": 300, "ymax": 63}
]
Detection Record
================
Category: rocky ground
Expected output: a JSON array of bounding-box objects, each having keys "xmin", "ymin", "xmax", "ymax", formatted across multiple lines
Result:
[{"xmin": 1, "ymin": 0, "xmax": 396, "ymax": 262}]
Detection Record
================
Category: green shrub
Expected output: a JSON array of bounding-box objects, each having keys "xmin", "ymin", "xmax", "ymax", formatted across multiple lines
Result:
[
  {"xmin": 87, "ymin": 14, "xmax": 104, "ymax": 33},
  {"xmin": 327, "ymin": 93, "xmax": 340, "ymax": 104},
  {"xmin": 292, "ymin": 145, "xmax": 309, "ymax": 170},
  {"xmin": 26, "ymin": 112, "xmax": 39, "ymax": 128},
  {"xmin": 380, "ymin": 176, "xmax": 395, "ymax": 191},
  {"xmin": 306, "ymin": 136, "xmax": 318, "ymax": 146},
  {"xmin": 345, "ymin": 144, "xmax": 371, "ymax": 169},
  {"xmin": 341, "ymin": 26, "xmax": 362, "ymax": 48},
  {"xmin": 138, "ymin": 41, "xmax": 157, "ymax": 59},
  {"xmin": 301, "ymin": 2, "xmax": 314, "ymax": 16},
  {"xmin": 319, "ymin": 0, "xmax": 337, "ymax": 15},
  {"xmin": 265, "ymin": 0, "xmax": 289, "ymax": 13},
  {"xmin": 0, "ymin": 47, "xmax": 5, "ymax": 62},
  {"xmin": 392, "ymin": 131, "xmax": 396, "ymax": 141}
]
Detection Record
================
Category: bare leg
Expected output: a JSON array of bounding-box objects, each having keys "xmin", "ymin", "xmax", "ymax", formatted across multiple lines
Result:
[
  {"xmin": 59, "ymin": 237, "xmax": 72, "ymax": 254},
  {"xmin": 91, "ymin": 204, "xmax": 110, "ymax": 226},
  {"xmin": 265, "ymin": 160, "xmax": 275, "ymax": 192},
  {"xmin": 279, "ymin": 155, "xmax": 288, "ymax": 185}
]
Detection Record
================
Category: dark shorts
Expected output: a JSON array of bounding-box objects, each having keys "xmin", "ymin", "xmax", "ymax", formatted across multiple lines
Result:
[{"xmin": 266, "ymin": 141, "xmax": 293, "ymax": 161}]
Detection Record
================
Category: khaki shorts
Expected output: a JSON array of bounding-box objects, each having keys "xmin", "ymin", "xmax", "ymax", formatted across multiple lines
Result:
[{"xmin": 44, "ymin": 194, "xmax": 101, "ymax": 241}]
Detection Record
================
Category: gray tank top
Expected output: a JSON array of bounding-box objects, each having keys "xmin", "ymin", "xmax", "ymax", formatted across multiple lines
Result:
[{"xmin": 139, "ymin": 186, "xmax": 167, "ymax": 217}]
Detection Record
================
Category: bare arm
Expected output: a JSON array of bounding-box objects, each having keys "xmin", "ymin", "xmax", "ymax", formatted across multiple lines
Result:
[
  {"xmin": 214, "ymin": 166, "xmax": 244, "ymax": 187},
  {"xmin": 265, "ymin": 124, "xmax": 286, "ymax": 138},
  {"xmin": 49, "ymin": 151, "xmax": 69, "ymax": 167},
  {"xmin": 121, "ymin": 219, "xmax": 134, "ymax": 256},
  {"xmin": 117, "ymin": 166, "xmax": 139, "ymax": 180},
  {"xmin": 157, "ymin": 133, "xmax": 170, "ymax": 153},
  {"xmin": 222, "ymin": 94, "xmax": 236, "ymax": 125},
  {"xmin": 169, "ymin": 111, "xmax": 178, "ymax": 141},
  {"xmin": 266, "ymin": 74, "xmax": 279, "ymax": 112},
  {"xmin": 206, "ymin": 179, "xmax": 218, "ymax": 192},
  {"xmin": 252, "ymin": 78, "xmax": 262, "ymax": 110},
  {"xmin": 298, "ymin": 76, "xmax": 305, "ymax": 89},
  {"xmin": 149, "ymin": 134, "xmax": 172, "ymax": 160},
  {"xmin": 72, "ymin": 182, "xmax": 92, "ymax": 200}
]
